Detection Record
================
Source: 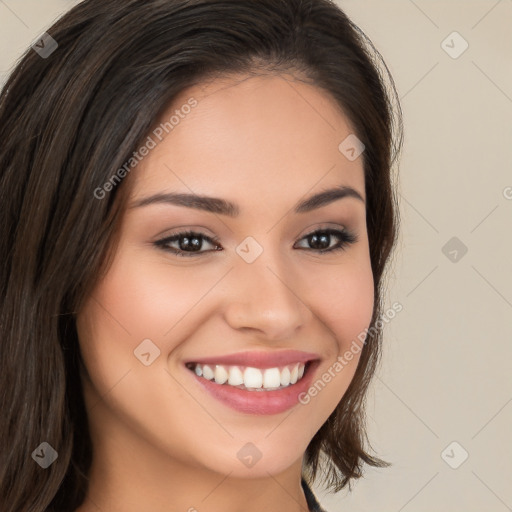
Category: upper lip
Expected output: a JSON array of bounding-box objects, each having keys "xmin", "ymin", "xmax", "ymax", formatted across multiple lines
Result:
[{"xmin": 184, "ymin": 350, "xmax": 320, "ymax": 369}]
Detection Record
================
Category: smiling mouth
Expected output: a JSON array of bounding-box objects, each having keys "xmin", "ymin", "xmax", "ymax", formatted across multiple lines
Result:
[{"xmin": 185, "ymin": 361, "xmax": 313, "ymax": 391}]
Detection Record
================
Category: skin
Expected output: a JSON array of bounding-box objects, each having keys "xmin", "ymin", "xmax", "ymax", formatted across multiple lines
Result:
[{"xmin": 75, "ymin": 72, "xmax": 374, "ymax": 512}]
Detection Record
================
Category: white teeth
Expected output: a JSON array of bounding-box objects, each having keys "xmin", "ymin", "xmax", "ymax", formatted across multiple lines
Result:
[
  {"xmin": 214, "ymin": 365, "xmax": 228, "ymax": 384},
  {"xmin": 243, "ymin": 367, "xmax": 263, "ymax": 388},
  {"xmin": 190, "ymin": 362, "xmax": 307, "ymax": 390},
  {"xmin": 263, "ymin": 368, "xmax": 281, "ymax": 389},
  {"xmin": 290, "ymin": 363, "xmax": 299, "ymax": 384},
  {"xmin": 227, "ymin": 366, "xmax": 244, "ymax": 386},
  {"xmin": 280, "ymin": 366, "xmax": 291, "ymax": 386},
  {"xmin": 202, "ymin": 364, "xmax": 214, "ymax": 380}
]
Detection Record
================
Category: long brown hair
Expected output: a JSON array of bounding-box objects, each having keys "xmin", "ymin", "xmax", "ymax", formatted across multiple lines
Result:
[{"xmin": 0, "ymin": 0, "xmax": 403, "ymax": 510}]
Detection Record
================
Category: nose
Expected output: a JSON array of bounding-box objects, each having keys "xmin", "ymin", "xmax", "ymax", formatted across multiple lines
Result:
[{"xmin": 222, "ymin": 250, "xmax": 311, "ymax": 341}]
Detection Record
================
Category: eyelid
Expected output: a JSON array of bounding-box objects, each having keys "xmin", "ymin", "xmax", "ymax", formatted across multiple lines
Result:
[{"xmin": 298, "ymin": 222, "xmax": 347, "ymax": 238}]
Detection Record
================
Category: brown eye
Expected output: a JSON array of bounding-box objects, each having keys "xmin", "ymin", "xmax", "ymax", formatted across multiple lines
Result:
[
  {"xmin": 294, "ymin": 228, "xmax": 358, "ymax": 253},
  {"xmin": 154, "ymin": 231, "xmax": 222, "ymax": 257}
]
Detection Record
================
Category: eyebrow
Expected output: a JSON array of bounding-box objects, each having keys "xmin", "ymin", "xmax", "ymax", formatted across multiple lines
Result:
[{"xmin": 129, "ymin": 185, "xmax": 365, "ymax": 216}]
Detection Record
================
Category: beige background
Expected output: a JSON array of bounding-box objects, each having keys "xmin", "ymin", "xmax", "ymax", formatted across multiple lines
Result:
[{"xmin": 1, "ymin": 1, "xmax": 511, "ymax": 511}]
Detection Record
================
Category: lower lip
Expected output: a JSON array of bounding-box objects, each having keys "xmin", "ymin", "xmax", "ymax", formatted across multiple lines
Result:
[{"xmin": 186, "ymin": 361, "xmax": 319, "ymax": 415}]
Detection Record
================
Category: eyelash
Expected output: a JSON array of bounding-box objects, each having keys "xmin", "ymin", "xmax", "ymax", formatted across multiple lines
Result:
[{"xmin": 154, "ymin": 228, "xmax": 358, "ymax": 258}]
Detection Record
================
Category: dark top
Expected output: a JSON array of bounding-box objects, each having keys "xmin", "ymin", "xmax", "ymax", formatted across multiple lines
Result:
[{"xmin": 301, "ymin": 478, "xmax": 328, "ymax": 512}]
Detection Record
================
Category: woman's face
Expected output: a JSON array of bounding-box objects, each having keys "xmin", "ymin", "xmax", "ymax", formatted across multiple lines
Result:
[{"xmin": 76, "ymin": 73, "xmax": 374, "ymax": 479}]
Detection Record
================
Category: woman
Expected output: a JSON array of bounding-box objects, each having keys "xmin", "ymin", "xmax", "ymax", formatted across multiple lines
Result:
[{"xmin": 0, "ymin": 1, "xmax": 403, "ymax": 511}]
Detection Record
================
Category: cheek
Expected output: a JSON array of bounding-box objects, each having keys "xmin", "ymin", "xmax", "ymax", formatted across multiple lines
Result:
[
  {"xmin": 74, "ymin": 250, "xmax": 174, "ymax": 392},
  {"xmin": 81, "ymin": 249, "xmax": 216, "ymax": 344},
  {"xmin": 75, "ymin": 247, "xmax": 228, "ymax": 401},
  {"xmin": 307, "ymin": 258, "xmax": 374, "ymax": 345},
  {"xmin": 292, "ymin": 256, "xmax": 374, "ymax": 429}
]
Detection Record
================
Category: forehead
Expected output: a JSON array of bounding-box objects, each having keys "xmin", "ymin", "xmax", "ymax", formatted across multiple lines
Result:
[{"xmin": 130, "ymin": 73, "xmax": 365, "ymax": 210}]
